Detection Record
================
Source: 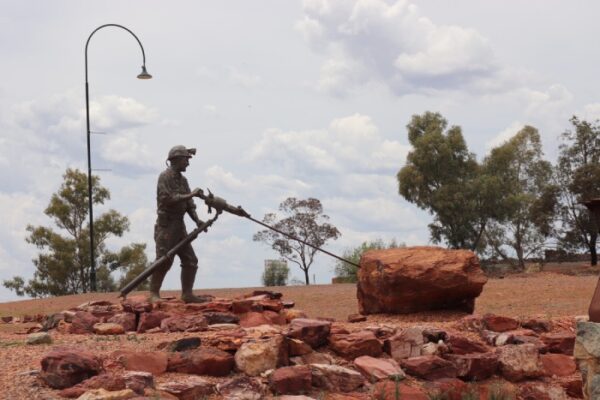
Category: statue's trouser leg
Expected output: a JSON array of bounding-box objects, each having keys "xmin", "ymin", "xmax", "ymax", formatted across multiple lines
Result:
[
  {"xmin": 178, "ymin": 241, "xmax": 206, "ymax": 303},
  {"xmin": 149, "ymin": 222, "xmax": 174, "ymax": 301}
]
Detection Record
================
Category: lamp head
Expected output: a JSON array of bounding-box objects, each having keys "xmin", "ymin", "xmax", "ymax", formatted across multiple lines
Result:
[{"xmin": 137, "ymin": 65, "xmax": 152, "ymax": 79}]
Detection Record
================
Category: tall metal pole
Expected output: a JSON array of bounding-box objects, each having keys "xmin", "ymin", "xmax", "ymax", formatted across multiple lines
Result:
[{"xmin": 85, "ymin": 24, "xmax": 151, "ymax": 292}]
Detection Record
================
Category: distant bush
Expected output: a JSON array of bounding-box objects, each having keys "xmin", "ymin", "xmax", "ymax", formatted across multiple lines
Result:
[
  {"xmin": 333, "ymin": 239, "xmax": 403, "ymax": 283},
  {"xmin": 262, "ymin": 260, "xmax": 290, "ymax": 286}
]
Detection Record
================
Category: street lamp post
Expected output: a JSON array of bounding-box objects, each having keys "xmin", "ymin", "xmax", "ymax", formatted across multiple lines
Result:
[{"xmin": 85, "ymin": 24, "xmax": 152, "ymax": 292}]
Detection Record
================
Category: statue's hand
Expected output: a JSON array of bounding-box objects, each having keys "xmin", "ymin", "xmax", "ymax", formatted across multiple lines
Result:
[
  {"xmin": 196, "ymin": 219, "xmax": 208, "ymax": 232},
  {"xmin": 192, "ymin": 188, "xmax": 204, "ymax": 198}
]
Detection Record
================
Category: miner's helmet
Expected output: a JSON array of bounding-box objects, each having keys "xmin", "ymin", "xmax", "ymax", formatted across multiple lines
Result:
[{"xmin": 167, "ymin": 145, "xmax": 196, "ymax": 160}]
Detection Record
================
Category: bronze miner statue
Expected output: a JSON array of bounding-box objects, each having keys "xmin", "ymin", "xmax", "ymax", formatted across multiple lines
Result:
[
  {"xmin": 150, "ymin": 145, "xmax": 207, "ymax": 303},
  {"xmin": 118, "ymin": 146, "xmax": 359, "ymax": 299}
]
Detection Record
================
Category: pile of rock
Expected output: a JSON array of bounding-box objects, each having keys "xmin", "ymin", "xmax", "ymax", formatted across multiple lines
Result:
[{"xmin": 21, "ymin": 290, "xmax": 582, "ymax": 399}]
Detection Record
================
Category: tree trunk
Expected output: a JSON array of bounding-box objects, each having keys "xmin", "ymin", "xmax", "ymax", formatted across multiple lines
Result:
[
  {"xmin": 590, "ymin": 232, "xmax": 598, "ymax": 266},
  {"xmin": 303, "ymin": 268, "xmax": 310, "ymax": 285},
  {"xmin": 515, "ymin": 246, "xmax": 525, "ymax": 271}
]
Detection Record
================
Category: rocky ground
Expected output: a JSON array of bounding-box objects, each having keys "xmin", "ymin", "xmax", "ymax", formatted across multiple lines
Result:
[{"xmin": 0, "ymin": 271, "xmax": 595, "ymax": 399}]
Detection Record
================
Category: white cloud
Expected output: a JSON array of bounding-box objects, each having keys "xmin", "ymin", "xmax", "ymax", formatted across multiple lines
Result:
[
  {"xmin": 90, "ymin": 95, "xmax": 158, "ymax": 131},
  {"xmin": 297, "ymin": 0, "xmax": 503, "ymax": 95},
  {"xmin": 247, "ymin": 114, "xmax": 409, "ymax": 175},
  {"xmin": 486, "ymin": 121, "xmax": 524, "ymax": 150},
  {"xmin": 580, "ymin": 103, "xmax": 600, "ymax": 122}
]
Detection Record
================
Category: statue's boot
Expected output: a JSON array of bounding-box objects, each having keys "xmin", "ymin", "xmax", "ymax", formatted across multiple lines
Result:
[
  {"xmin": 148, "ymin": 267, "xmax": 168, "ymax": 303},
  {"xmin": 181, "ymin": 266, "xmax": 208, "ymax": 303}
]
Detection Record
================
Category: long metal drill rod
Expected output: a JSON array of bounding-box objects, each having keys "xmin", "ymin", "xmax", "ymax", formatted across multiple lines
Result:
[
  {"xmin": 245, "ymin": 215, "xmax": 361, "ymax": 268},
  {"xmin": 118, "ymin": 215, "xmax": 218, "ymax": 298}
]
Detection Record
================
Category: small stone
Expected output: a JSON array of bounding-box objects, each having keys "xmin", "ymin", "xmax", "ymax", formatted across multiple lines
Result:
[
  {"xmin": 287, "ymin": 318, "xmax": 331, "ymax": 348},
  {"xmin": 235, "ymin": 335, "xmax": 288, "ymax": 376},
  {"xmin": 217, "ymin": 376, "xmax": 267, "ymax": 400},
  {"xmin": 122, "ymin": 371, "xmax": 154, "ymax": 394},
  {"xmin": 159, "ymin": 337, "xmax": 201, "ymax": 352},
  {"xmin": 540, "ymin": 353, "xmax": 576, "ymax": 376},
  {"xmin": 269, "ymin": 365, "xmax": 312, "ymax": 395},
  {"xmin": 40, "ymin": 349, "xmax": 103, "ymax": 389},
  {"xmin": 400, "ymin": 355, "xmax": 457, "ymax": 380},
  {"xmin": 114, "ymin": 351, "xmax": 168, "ymax": 375},
  {"xmin": 27, "ymin": 332, "xmax": 52, "ymax": 345},
  {"xmin": 328, "ymin": 330, "xmax": 383, "ymax": 359},
  {"xmin": 93, "ymin": 323, "xmax": 125, "ymax": 335},
  {"xmin": 157, "ymin": 376, "xmax": 215, "ymax": 400},
  {"xmin": 482, "ymin": 314, "xmax": 519, "ymax": 332},
  {"xmin": 347, "ymin": 314, "xmax": 367, "ymax": 323},
  {"xmin": 496, "ymin": 344, "xmax": 543, "ymax": 382},
  {"xmin": 106, "ymin": 313, "xmax": 137, "ymax": 332},
  {"xmin": 310, "ymin": 364, "xmax": 365, "ymax": 392},
  {"xmin": 167, "ymin": 347, "xmax": 234, "ymax": 376},
  {"xmin": 353, "ymin": 355, "xmax": 405, "ymax": 383},
  {"xmin": 75, "ymin": 388, "xmax": 135, "ymax": 400},
  {"xmin": 208, "ymin": 323, "xmax": 239, "ymax": 331}
]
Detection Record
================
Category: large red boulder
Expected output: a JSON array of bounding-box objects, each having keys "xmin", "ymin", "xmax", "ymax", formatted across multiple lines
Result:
[{"xmin": 357, "ymin": 247, "xmax": 487, "ymax": 314}]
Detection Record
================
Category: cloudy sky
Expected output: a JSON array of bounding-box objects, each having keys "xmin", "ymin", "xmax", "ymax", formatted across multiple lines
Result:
[{"xmin": 1, "ymin": 0, "xmax": 599, "ymax": 301}]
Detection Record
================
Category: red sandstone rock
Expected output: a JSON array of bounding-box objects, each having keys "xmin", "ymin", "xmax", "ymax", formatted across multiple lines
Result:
[
  {"xmin": 290, "ymin": 351, "xmax": 335, "ymax": 366},
  {"xmin": 232, "ymin": 299, "xmax": 253, "ymax": 314},
  {"xmin": 287, "ymin": 318, "xmax": 331, "ymax": 348},
  {"xmin": 158, "ymin": 337, "xmax": 202, "ymax": 352},
  {"xmin": 540, "ymin": 353, "xmax": 577, "ymax": 376},
  {"xmin": 160, "ymin": 314, "xmax": 208, "ymax": 332},
  {"xmin": 167, "ymin": 347, "xmax": 234, "ymax": 376},
  {"xmin": 137, "ymin": 311, "xmax": 171, "ymax": 333},
  {"xmin": 234, "ymin": 335, "xmax": 288, "ymax": 376},
  {"xmin": 353, "ymin": 355, "xmax": 405, "ymax": 382},
  {"xmin": 424, "ymin": 378, "xmax": 469, "ymax": 400},
  {"xmin": 400, "ymin": 355, "xmax": 457, "ymax": 380},
  {"xmin": 347, "ymin": 314, "xmax": 367, "ymax": 323},
  {"xmin": 357, "ymin": 247, "xmax": 487, "ymax": 314},
  {"xmin": 482, "ymin": 314, "xmax": 519, "ymax": 332},
  {"xmin": 371, "ymin": 381, "xmax": 428, "ymax": 400},
  {"xmin": 446, "ymin": 334, "xmax": 488, "ymax": 354},
  {"xmin": 107, "ymin": 313, "xmax": 136, "ymax": 332},
  {"xmin": 518, "ymin": 382, "xmax": 569, "ymax": 400},
  {"xmin": 114, "ymin": 351, "xmax": 168, "ymax": 375},
  {"xmin": 69, "ymin": 311, "xmax": 100, "ymax": 334},
  {"xmin": 384, "ymin": 327, "xmax": 424, "ymax": 361},
  {"xmin": 157, "ymin": 376, "xmax": 215, "ymax": 400},
  {"xmin": 561, "ymin": 376, "xmax": 584, "ymax": 398},
  {"xmin": 122, "ymin": 371, "xmax": 154, "ymax": 394},
  {"xmin": 495, "ymin": 344, "xmax": 543, "ymax": 381},
  {"xmin": 269, "ymin": 365, "xmax": 312, "ymax": 395},
  {"xmin": 217, "ymin": 376, "xmax": 267, "ymax": 399},
  {"xmin": 289, "ymin": 338, "xmax": 313, "ymax": 356},
  {"xmin": 445, "ymin": 352, "xmax": 498, "ymax": 381},
  {"xmin": 202, "ymin": 311, "xmax": 239, "ymax": 325},
  {"xmin": 541, "ymin": 331, "xmax": 575, "ymax": 355},
  {"xmin": 282, "ymin": 309, "xmax": 308, "ymax": 323},
  {"xmin": 328, "ymin": 330, "xmax": 382, "ymax": 359},
  {"xmin": 40, "ymin": 348, "xmax": 103, "ymax": 389},
  {"xmin": 310, "ymin": 364, "xmax": 365, "ymax": 392},
  {"xmin": 93, "ymin": 322, "xmax": 125, "ymax": 335},
  {"xmin": 121, "ymin": 295, "xmax": 153, "ymax": 313},
  {"xmin": 521, "ymin": 317, "xmax": 552, "ymax": 333},
  {"xmin": 259, "ymin": 299, "xmax": 284, "ymax": 312},
  {"xmin": 57, "ymin": 373, "xmax": 126, "ymax": 398},
  {"xmin": 239, "ymin": 311, "xmax": 271, "ymax": 328},
  {"xmin": 264, "ymin": 310, "xmax": 287, "ymax": 325}
]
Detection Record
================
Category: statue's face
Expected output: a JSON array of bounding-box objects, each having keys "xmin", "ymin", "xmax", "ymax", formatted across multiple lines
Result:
[{"xmin": 171, "ymin": 156, "xmax": 190, "ymax": 172}]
